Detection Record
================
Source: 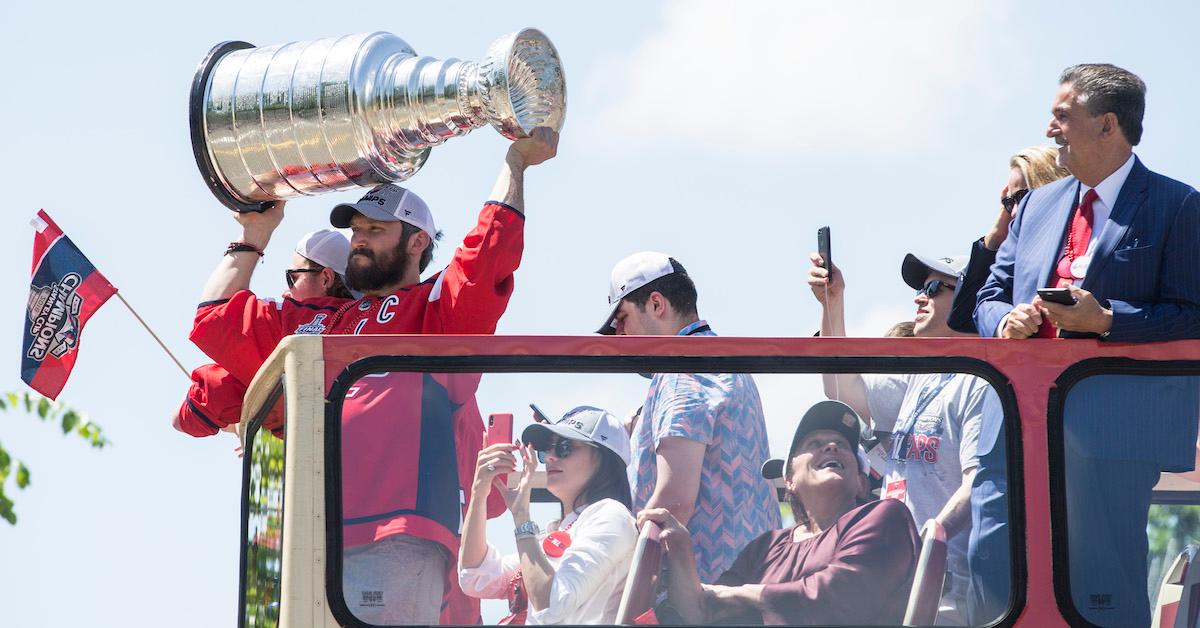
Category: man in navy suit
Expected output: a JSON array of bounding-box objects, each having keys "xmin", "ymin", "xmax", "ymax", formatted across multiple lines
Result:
[{"xmin": 970, "ymin": 64, "xmax": 1200, "ymax": 627}]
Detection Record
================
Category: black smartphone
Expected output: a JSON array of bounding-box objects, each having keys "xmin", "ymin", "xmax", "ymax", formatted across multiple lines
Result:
[
  {"xmin": 817, "ymin": 226, "xmax": 832, "ymax": 270},
  {"xmin": 529, "ymin": 403, "xmax": 550, "ymax": 424},
  {"xmin": 1037, "ymin": 287, "xmax": 1077, "ymax": 305}
]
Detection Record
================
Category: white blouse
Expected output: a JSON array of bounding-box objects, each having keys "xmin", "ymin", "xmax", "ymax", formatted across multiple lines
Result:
[{"xmin": 458, "ymin": 498, "xmax": 637, "ymax": 625}]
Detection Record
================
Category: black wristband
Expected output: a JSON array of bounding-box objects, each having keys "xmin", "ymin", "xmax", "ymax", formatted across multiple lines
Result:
[{"xmin": 225, "ymin": 241, "xmax": 264, "ymax": 257}]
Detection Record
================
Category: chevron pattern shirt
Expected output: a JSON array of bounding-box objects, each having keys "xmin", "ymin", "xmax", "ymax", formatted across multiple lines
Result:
[{"xmin": 629, "ymin": 321, "xmax": 782, "ymax": 583}]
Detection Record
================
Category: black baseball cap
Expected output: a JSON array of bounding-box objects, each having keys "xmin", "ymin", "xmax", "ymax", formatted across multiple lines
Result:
[{"xmin": 761, "ymin": 400, "xmax": 869, "ymax": 479}]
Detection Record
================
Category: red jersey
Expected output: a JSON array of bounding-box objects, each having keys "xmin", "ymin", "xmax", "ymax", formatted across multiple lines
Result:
[{"xmin": 190, "ymin": 201, "xmax": 521, "ymax": 556}]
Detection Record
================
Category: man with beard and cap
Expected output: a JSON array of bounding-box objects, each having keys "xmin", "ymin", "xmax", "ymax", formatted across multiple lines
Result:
[
  {"xmin": 190, "ymin": 128, "xmax": 558, "ymax": 625},
  {"xmin": 638, "ymin": 400, "xmax": 919, "ymax": 626}
]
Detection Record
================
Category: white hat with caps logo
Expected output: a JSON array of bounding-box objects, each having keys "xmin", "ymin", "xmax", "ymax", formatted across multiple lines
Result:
[
  {"xmin": 329, "ymin": 183, "xmax": 438, "ymax": 239},
  {"xmin": 521, "ymin": 405, "xmax": 631, "ymax": 465},
  {"xmin": 597, "ymin": 251, "xmax": 679, "ymax": 334}
]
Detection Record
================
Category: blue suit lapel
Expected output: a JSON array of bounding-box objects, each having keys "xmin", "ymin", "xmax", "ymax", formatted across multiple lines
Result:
[
  {"xmin": 1032, "ymin": 181, "xmax": 1079, "ymax": 290},
  {"xmin": 1082, "ymin": 157, "xmax": 1150, "ymax": 291}
]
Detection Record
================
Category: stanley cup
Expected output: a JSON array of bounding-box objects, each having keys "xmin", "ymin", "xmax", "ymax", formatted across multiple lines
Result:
[{"xmin": 189, "ymin": 29, "xmax": 566, "ymax": 212}]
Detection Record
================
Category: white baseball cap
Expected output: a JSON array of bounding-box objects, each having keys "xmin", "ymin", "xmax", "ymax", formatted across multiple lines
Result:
[
  {"xmin": 901, "ymin": 253, "xmax": 969, "ymax": 291},
  {"xmin": 329, "ymin": 183, "xmax": 438, "ymax": 239},
  {"xmin": 597, "ymin": 251, "xmax": 680, "ymax": 335},
  {"xmin": 295, "ymin": 229, "xmax": 350, "ymax": 276},
  {"xmin": 521, "ymin": 405, "xmax": 631, "ymax": 465}
]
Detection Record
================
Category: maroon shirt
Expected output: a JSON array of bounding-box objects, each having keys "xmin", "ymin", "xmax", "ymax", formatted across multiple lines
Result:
[{"xmin": 712, "ymin": 498, "xmax": 919, "ymax": 625}]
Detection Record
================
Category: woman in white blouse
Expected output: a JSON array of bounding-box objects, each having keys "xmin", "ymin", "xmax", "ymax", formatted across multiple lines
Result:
[{"xmin": 459, "ymin": 406, "xmax": 637, "ymax": 624}]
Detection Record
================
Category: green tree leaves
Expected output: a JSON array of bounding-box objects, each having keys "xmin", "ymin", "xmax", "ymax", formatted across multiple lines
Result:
[{"xmin": 0, "ymin": 391, "xmax": 107, "ymax": 525}]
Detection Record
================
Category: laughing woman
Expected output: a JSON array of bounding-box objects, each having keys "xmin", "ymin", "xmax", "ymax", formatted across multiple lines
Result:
[{"xmin": 458, "ymin": 406, "xmax": 637, "ymax": 624}]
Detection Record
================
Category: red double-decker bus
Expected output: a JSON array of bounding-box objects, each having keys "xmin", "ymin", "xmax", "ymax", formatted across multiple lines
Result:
[{"xmin": 235, "ymin": 334, "xmax": 1200, "ymax": 627}]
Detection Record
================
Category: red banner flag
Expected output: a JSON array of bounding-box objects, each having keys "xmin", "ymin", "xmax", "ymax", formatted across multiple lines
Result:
[{"xmin": 21, "ymin": 210, "xmax": 117, "ymax": 399}]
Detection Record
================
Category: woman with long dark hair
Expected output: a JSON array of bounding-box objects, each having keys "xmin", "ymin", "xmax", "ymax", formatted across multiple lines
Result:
[{"xmin": 459, "ymin": 406, "xmax": 636, "ymax": 624}]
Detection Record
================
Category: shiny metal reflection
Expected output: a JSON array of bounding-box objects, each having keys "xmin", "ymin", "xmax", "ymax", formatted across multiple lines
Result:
[{"xmin": 189, "ymin": 29, "xmax": 566, "ymax": 212}]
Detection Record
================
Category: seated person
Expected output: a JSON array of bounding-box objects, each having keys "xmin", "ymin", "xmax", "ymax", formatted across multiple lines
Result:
[
  {"xmin": 458, "ymin": 406, "xmax": 638, "ymax": 624},
  {"xmin": 639, "ymin": 400, "xmax": 919, "ymax": 626}
]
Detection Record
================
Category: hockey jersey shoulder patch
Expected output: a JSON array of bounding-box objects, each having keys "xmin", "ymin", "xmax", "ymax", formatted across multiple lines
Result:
[{"xmin": 294, "ymin": 312, "xmax": 329, "ymax": 334}]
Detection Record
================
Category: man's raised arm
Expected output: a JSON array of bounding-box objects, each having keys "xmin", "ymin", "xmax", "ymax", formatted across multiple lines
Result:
[
  {"xmin": 199, "ymin": 201, "xmax": 285, "ymax": 302},
  {"xmin": 487, "ymin": 128, "xmax": 559, "ymax": 213}
]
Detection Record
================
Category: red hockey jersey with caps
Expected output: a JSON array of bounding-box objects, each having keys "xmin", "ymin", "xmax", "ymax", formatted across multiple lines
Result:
[{"xmin": 190, "ymin": 201, "xmax": 521, "ymax": 555}]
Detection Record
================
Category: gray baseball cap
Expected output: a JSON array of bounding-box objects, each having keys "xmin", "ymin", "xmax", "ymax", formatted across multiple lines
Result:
[
  {"xmin": 330, "ymin": 183, "xmax": 438, "ymax": 239},
  {"xmin": 521, "ymin": 405, "xmax": 632, "ymax": 465}
]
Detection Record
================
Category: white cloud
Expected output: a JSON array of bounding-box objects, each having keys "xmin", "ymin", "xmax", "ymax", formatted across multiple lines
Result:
[{"xmin": 583, "ymin": 1, "xmax": 1006, "ymax": 153}]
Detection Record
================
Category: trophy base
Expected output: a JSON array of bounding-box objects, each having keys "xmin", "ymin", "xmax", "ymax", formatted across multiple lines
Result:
[{"xmin": 189, "ymin": 40, "xmax": 271, "ymax": 214}]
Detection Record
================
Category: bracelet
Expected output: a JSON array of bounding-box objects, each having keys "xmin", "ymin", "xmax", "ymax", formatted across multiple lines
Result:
[
  {"xmin": 225, "ymin": 241, "xmax": 264, "ymax": 257},
  {"xmin": 514, "ymin": 520, "xmax": 540, "ymax": 541}
]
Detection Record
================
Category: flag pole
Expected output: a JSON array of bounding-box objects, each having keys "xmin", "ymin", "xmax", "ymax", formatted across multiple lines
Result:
[{"xmin": 114, "ymin": 292, "xmax": 190, "ymax": 380}]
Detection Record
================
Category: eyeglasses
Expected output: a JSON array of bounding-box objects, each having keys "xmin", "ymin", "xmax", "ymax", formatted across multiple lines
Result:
[
  {"xmin": 1001, "ymin": 188, "xmax": 1029, "ymax": 212},
  {"xmin": 917, "ymin": 279, "xmax": 955, "ymax": 298},
  {"xmin": 535, "ymin": 438, "xmax": 596, "ymax": 463},
  {"xmin": 285, "ymin": 268, "xmax": 321, "ymax": 288}
]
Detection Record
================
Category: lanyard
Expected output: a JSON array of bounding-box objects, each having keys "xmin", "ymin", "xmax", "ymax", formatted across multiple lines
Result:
[{"xmin": 890, "ymin": 374, "xmax": 954, "ymax": 461}]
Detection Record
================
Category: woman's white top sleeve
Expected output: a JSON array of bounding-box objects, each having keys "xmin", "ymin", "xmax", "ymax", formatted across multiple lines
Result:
[
  {"xmin": 458, "ymin": 543, "xmax": 521, "ymax": 600},
  {"xmin": 527, "ymin": 499, "xmax": 638, "ymax": 625}
]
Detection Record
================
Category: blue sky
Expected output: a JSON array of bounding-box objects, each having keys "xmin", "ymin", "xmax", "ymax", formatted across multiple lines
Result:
[{"xmin": 3, "ymin": 1, "xmax": 1200, "ymax": 625}]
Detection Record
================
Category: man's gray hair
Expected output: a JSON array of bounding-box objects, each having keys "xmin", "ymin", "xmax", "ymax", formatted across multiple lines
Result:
[{"xmin": 1059, "ymin": 63, "xmax": 1147, "ymax": 145}]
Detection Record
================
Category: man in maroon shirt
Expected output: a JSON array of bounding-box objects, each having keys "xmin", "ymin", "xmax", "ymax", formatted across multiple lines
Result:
[{"xmin": 639, "ymin": 400, "xmax": 919, "ymax": 625}]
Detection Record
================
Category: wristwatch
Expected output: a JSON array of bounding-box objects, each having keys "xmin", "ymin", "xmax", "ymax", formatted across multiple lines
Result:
[{"xmin": 514, "ymin": 520, "xmax": 541, "ymax": 541}]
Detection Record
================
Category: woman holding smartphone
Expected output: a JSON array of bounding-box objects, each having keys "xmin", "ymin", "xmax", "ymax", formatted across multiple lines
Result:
[{"xmin": 459, "ymin": 406, "xmax": 637, "ymax": 624}]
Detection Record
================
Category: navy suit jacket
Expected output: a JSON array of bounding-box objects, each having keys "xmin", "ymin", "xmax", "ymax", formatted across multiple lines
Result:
[{"xmin": 973, "ymin": 157, "xmax": 1200, "ymax": 467}]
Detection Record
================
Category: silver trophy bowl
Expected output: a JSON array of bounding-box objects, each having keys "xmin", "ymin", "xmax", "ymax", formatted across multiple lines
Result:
[{"xmin": 189, "ymin": 29, "xmax": 566, "ymax": 212}]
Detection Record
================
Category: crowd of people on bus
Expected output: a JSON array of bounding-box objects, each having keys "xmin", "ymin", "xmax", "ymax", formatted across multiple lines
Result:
[{"xmin": 179, "ymin": 62, "xmax": 1200, "ymax": 627}]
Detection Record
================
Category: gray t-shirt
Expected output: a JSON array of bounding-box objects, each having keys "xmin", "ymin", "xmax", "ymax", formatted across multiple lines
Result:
[{"xmin": 863, "ymin": 372, "xmax": 990, "ymax": 618}]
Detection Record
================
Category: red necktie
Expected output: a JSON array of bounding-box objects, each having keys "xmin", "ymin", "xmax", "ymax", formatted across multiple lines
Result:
[{"xmin": 1037, "ymin": 188, "xmax": 1098, "ymax": 338}]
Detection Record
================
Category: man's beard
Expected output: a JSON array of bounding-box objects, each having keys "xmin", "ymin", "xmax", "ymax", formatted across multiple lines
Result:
[{"xmin": 345, "ymin": 243, "xmax": 411, "ymax": 293}]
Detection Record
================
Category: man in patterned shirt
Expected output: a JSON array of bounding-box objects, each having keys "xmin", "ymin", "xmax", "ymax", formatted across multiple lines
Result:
[{"xmin": 598, "ymin": 251, "xmax": 781, "ymax": 583}]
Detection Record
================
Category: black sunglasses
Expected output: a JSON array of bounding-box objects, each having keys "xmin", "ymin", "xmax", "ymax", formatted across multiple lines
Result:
[
  {"xmin": 535, "ymin": 438, "xmax": 597, "ymax": 463},
  {"xmin": 917, "ymin": 279, "xmax": 955, "ymax": 298},
  {"xmin": 285, "ymin": 268, "xmax": 321, "ymax": 288},
  {"xmin": 1001, "ymin": 188, "xmax": 1029, "ymax": 212}
]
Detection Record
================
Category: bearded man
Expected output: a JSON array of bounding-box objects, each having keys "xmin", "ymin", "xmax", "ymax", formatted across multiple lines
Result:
[{"xmin": 190, "ymin": 128, "xmax": 558, "ymax": 625}]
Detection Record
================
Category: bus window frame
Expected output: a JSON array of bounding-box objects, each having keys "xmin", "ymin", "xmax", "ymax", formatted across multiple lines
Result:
[
  {"xmin": 238, "ymin": 377, "xmax": 287, "ymax": 628},
  {"xmin": 320, "ymin": 353, "xmax": 1026, "ymax": 628},
  {"xmin": 1047, "ymin": 357, "xmax": 1200, "ymax": 628}
]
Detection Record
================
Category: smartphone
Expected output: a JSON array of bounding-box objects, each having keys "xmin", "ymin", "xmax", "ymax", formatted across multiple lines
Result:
[
  {"xmin": 817, "ymin": 226, "xmax": 832, "ymax": 270},
  {"xmin": 529, "ymin": 403, "xmax": 550, "ymax": 424},
  {"xmin": 485, "ymin": 413, "xmax": 514, "ymax": 447},
  {"xmin": 1037, "ymin": 288, "xmax": 1077, "ymax": 305}
]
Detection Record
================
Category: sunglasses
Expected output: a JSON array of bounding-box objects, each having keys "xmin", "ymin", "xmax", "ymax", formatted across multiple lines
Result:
[
  {"xmin": 917, "ymin": 279, "xmax": 955, "ymax": 298},
  {"xmin": 285, "ymin": 268, "xmax": 321, "ymax": 288},
  {"xmin": 1001, "ymin": 188, "xmax": 1029, "ymax": 212},
  {"xmin": 535, "ymin": 438, "xmax": 597, "ymax": 463}
]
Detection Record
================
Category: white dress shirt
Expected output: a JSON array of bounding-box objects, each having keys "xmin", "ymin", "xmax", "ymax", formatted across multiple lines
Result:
[{"xmin": 459, "ymin": 498, "xmax": 637, "ymax": 624}]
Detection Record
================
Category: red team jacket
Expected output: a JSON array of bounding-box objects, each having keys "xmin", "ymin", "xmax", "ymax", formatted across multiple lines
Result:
[{"xmin": 189, "ymin": 202, "xmax": 522, "ymax": 623}]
